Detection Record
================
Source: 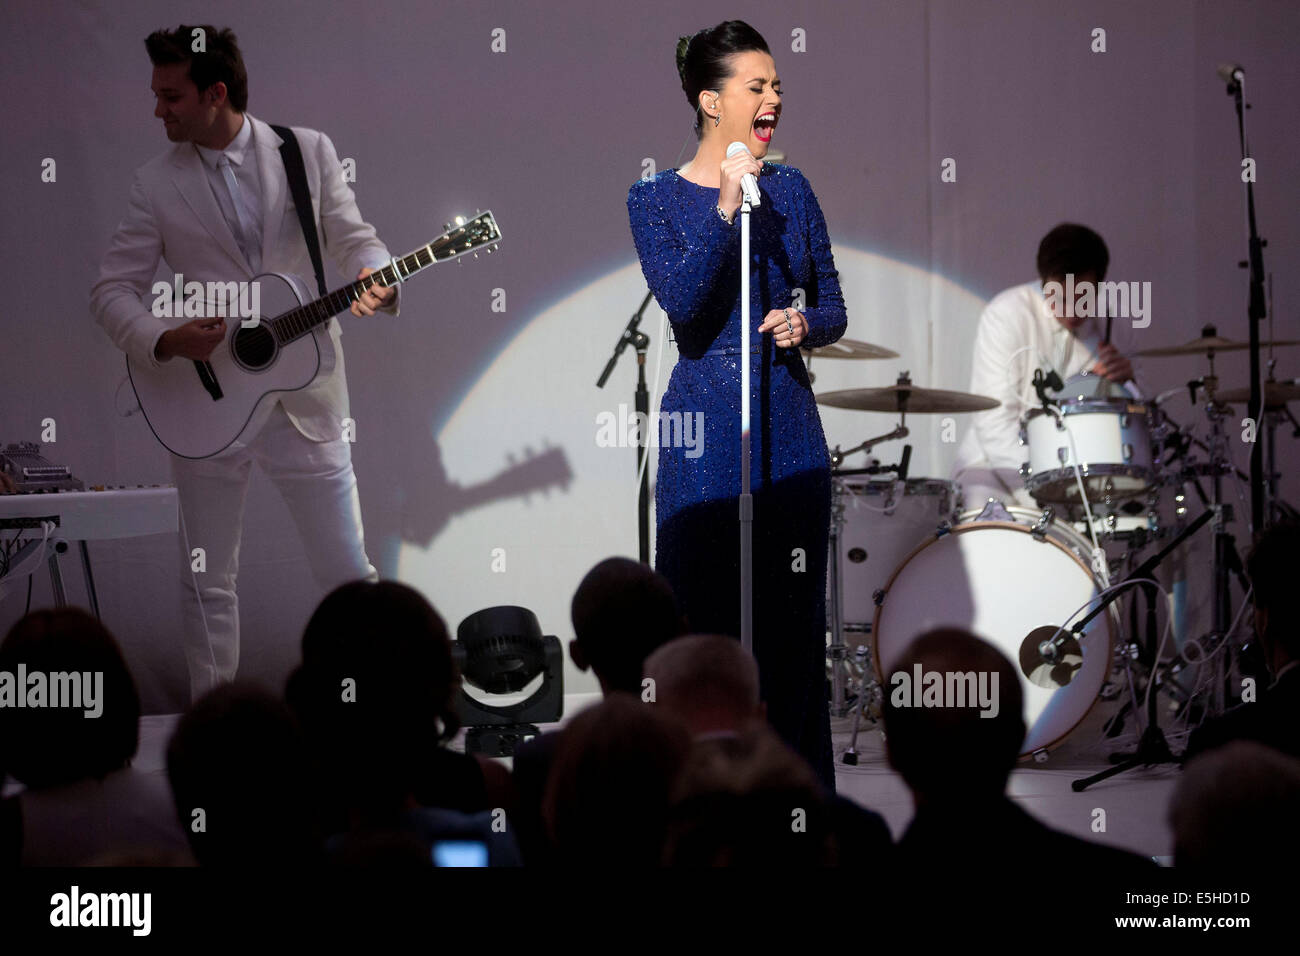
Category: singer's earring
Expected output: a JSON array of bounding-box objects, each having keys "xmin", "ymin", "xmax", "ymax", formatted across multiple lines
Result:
[{"xmin": 713, "ymin": 113, "xmax": 721, "ymax": 127}]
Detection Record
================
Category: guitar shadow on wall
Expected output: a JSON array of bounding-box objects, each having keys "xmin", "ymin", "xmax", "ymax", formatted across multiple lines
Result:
[{"xmin": 357, "ymin": 402, "xmax": 573, "ymax": 578}]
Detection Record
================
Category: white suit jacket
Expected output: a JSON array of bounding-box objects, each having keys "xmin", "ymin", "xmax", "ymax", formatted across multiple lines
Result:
[{"xmin": 90, "ymin": 114, "xmax": 398, "ymax": 443}]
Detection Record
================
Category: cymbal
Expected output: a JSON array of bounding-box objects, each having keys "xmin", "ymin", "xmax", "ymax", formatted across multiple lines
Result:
[
  {"xmin": 817, "ymin": 379, "xmax": 1000, "ymax": 414},
  {"xmin": 1213, "ymin": 381, "xmax": 1300, "ymax": 405},
  {"xmin": 1135, "ymin": 332, "xmax": 1300, "ymax": 358},
  {"xmin": 802, "ymin": 338, "xmax": 899, "ymax": 360}
]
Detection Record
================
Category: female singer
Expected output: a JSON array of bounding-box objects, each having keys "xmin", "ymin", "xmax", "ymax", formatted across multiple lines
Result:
[{"xmin": 627, "ymin": 20, "xmax": 847, "ymax": 790}]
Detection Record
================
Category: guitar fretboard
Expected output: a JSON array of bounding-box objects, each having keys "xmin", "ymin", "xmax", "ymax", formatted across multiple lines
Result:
[{"xmin": 266, "ymin": 211, "xmax": 498, "ymax": 346}]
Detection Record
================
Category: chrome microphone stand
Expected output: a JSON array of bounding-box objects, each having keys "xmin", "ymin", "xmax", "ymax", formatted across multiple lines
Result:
[{"xmin": 739, "ymin": 190, "xmax": 755, "ymax": 654}]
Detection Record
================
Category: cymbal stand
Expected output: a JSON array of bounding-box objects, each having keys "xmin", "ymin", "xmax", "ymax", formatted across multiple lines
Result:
[{"xmin": 828, "ymin": 415, "xmax": 909, "ymax": 470}]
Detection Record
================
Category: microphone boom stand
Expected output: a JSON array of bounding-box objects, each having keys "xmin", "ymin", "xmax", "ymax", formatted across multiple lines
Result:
[
  {"xmin": 1066, "ymin": 507, "xmax": 1215, "ymax": 791},
  {"xmin": 1225, "ymin": 66, "xmax": 1268, "ymax": 536},
  {"xmin": 597, "ymin": 290, "xmax": 655, "ymax": 563}
]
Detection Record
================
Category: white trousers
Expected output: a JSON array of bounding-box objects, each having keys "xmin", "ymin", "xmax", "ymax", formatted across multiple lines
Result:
[{"xmin": 171, "ymin": 403, "xmax": 377, "ymax": 702}]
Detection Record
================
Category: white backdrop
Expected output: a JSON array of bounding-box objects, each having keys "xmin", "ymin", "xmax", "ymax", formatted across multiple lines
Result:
[{"xmin": 1, "ymin": 0, "xmax": 1296, "ymax": 711}]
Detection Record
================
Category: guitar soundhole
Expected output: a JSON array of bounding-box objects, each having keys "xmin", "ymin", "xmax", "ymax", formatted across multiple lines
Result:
[{"xmin": 231, "ymin": 325, "xmax": 277, "ymax": 370}]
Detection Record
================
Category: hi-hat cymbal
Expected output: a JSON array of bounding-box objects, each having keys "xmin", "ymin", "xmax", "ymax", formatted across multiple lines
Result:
[
  {"xmin": 817, "ymin": 376, "xmax": 999, "ymax": 414},
  {"xmin": 1213, "ymin": 382, "xmax": 1300, "ymax": 405},
  {"xmin": 1135, "ymin": 327, "xmax": 1300, "ymax": 358},
  {"xmin": 802, "ymin": 338, "xmax": 899, "ymax": 360}
]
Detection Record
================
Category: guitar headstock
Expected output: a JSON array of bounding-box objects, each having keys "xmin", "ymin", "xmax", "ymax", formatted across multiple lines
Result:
[{"xmin": 428, "ymin": 211, "xmax": 502, "ymax": 263}]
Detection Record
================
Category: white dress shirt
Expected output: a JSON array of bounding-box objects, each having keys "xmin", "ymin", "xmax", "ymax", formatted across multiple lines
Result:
[
  {"xmin": 193, "ymin": 115, "xmax": 262, "ymax": 271},
  {"xmin": 952, "ymin": 280, "xmax": 1141, "ymax": 508}
]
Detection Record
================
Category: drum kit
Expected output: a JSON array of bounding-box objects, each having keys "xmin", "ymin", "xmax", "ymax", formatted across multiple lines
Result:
[{"xmin": 813, "ymin": 325, "xmax": 1300, "ymax": 767}]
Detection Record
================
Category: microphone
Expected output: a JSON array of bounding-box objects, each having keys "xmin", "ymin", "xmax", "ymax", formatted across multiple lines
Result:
[
  {"xmin": 1216, "ymin": 63, "xmax": 1244, "ymax": 83},
  {"xmin": 726, "ymin": 141, "xmax": 762, "ymax": 208},
  {"xmin": 1032, "ymin": 368, "xmax": 1063, "ymax": 409},
  {"xmin": 1019, "ymin": 625, "xmax": 1084, "ymax": 689}
]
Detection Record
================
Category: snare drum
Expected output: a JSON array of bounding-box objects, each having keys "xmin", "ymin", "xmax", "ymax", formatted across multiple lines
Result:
[
  {"xmin": 1022, "ymin": 399, "xmax": 1155, "ymax": 505},
  {"xmin": 832, "ymin": 477, "xmax": 962, "ymax": 635},
  {"xmin": 872, "ymin": 506, "xmax": 1115, "ymax": 756}
]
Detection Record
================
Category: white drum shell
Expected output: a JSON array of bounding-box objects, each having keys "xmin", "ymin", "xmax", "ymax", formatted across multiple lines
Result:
[
  {"xmin": 834, "ymin": 478, "xmax": 961, "ymax": 629},
  {"xmin": 872, "ymin": 513, "xmax": 1114, "ymax": 757},
  {"xmin": 1022, "ymin": 401, "xmax": 1154, "ymax": 504}
]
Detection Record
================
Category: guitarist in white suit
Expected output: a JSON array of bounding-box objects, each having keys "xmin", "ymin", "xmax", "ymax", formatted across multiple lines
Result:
[{"xmin": 91, "ymin": 25, "xmax": 396, "ymax": 701}]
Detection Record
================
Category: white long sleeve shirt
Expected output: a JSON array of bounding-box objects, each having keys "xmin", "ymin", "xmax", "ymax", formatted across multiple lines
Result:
[{"xmin": 952, "ymin": 280, "xmax": 1140, "ymax": 505}]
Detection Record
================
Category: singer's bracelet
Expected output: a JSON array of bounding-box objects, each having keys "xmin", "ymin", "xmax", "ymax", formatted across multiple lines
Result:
[{"xmin": 716, "ymin": 204, "xmax": 735, "ymax": 225}]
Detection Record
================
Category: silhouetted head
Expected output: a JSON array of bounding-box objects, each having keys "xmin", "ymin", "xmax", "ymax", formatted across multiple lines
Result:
[
  {"xmin": 882, "ymin": 628, "xmax": 1024, "ymax": 804},
  {"xmin": 286, "ymin": 581, "xmax": 460, "ymax": 817},
  {"xmin": 1171, "ymin": 741, "xmax": 1300, "ymax": 868},
  {"xmin": 543, "ymin": 694, "xmax": 691, "ymax": 865},
  {"xmin": 167, "ymin": 681, "xmax": 318, "ymax": 866},
  {"xmin": 0, "ymin": 609, "xmax": 139, "ymax": 789},
  {"xmin": 664, "ymin": 725, "xmax": 835, "ymax": 865},
  {"xmin": 643, "ymin": 633, "xmax": 762, "ymax": 734},
  {"xmin": 569, "ymin": 557, "xmax": 685, "ymax": 694}
]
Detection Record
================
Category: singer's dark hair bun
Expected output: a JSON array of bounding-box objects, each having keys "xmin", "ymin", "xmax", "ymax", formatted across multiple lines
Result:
[{"xmin": 676, "ymin": 21, "xmax": 770, "ymax": 136}]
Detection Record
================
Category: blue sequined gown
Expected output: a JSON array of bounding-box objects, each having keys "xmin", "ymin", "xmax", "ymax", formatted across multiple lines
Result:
[{"xmin": 627, "ymin": 164, "xmax": 847, "ymax": 790}]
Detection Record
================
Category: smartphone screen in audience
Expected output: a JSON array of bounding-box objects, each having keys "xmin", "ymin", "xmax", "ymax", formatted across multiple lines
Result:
[{"xmin": 432, "ymin": 840, "xmax": 488, "ymax": 867}]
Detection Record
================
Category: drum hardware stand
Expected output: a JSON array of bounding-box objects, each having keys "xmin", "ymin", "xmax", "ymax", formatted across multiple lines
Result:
[
  {"xmin": 1064, "ymin": 507, "xmax": 1216, "ymax": 790},
  {"xmin": 826, "ymin": 445, "xmax": 914, "ymax": 718},
  {"xmin": 1197, "ymin": 380, "xmax": 1253, "ymax": 677},
  {"xmin": 829, "ymin": 420, "xmax": 909, "ymax": 470},
  {"xmin": 1073, "ymin": 383, "xmax": 1255, "ymax": 789},
  {"xmin": 841, "ymin": 645, "xmax": 883, "ymax": 765},
  {"xmin": 827, "ymin": 488, "xmax": 852, "ymax": 718}
]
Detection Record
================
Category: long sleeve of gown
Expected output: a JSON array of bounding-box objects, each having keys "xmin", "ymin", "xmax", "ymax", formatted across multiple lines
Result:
[
  {"xmin": 627, "ymin": 178, "xmax": 740, "ymax": 342},
  {"xmin": 792, "ymin": 172, "xmax": 847, "ymax": 349}
]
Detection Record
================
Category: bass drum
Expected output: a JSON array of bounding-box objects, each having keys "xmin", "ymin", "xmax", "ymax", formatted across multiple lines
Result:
[{"xmin": 871, "ymin": 507, "xmax": 1114, "ymax": 757}]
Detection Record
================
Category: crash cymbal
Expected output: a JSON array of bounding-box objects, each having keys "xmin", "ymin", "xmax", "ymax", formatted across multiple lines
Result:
[
  {"xmin": 1135, "ymin": 325, "xmax": 1300, "ymax": 358},
  {"xmin": 1213, "ymin": 381, "xmax": 1300, "ymax": 405},
  {"xmin": 817, "ymin": 374, "xmax": 999, "ymax": 414},
  {"xmin": 802, "ymin": 338, "xmax": 899, "ymax": 360}
]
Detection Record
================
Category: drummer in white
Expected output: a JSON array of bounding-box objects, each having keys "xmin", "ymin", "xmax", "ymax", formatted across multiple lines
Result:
[{"xmin": 953, "ymin": 224, "xmax": 1141, "ymax": 509}]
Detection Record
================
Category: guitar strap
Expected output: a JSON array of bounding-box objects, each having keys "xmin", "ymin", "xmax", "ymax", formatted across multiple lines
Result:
[{"xmin": 270, "ymin": 124, "xmax": 328, "ymax": 297}]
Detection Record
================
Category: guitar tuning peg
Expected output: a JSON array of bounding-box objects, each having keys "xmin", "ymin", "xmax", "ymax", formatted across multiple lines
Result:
[
  {"xmin": 444, "ymin": 222, "xmax": 451, "ymax": 232},
  {"xmin": 473, "ymin": 252, "xmax": 478, "ymax": 259},
  {"xmin": 493, "ymin": 243, "xmax": 500, "ymax": 251},
  {"xmin": 485, "ymin": 247, "xmax": 492, "ymax": 254}
]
